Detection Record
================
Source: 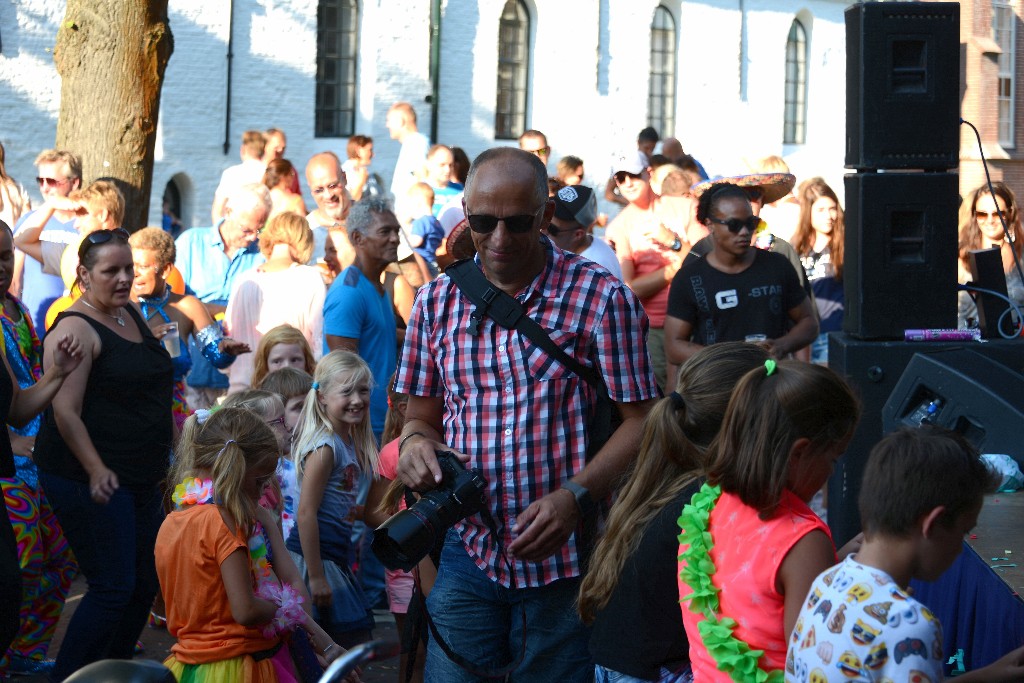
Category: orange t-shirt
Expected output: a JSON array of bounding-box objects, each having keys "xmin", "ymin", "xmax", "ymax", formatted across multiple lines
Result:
[
  {"xmin": 678, "ymin": 489, "xmax": 833, "ymax": 680},
  {"xmin": 155, "ymin": 504, "xmax": 279, "ymax": 663}
]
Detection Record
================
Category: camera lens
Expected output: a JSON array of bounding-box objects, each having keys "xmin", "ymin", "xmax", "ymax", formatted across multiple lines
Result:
[{"xmin": 372, "ymin": 508, "xmax": 438, "ymax": 571}]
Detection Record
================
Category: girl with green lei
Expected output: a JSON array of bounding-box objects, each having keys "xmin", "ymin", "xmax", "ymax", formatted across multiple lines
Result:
[
  {"xmin": 155, "ymin": 407, "xmax": 352, "ymax": 682},
  {"xmin": 677, "ymin": 360, "xmax": 860, "ymax": 682}
]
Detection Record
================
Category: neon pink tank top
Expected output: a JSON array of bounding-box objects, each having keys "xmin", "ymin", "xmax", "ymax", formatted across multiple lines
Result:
[{"xmin": 678, "ymin": 489, "xmax": 833, "ymax": 680}]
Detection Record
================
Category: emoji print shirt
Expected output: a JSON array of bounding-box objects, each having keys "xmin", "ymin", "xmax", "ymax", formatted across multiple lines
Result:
[{"xmin": 786, "ymin": 556, "xmax": 945, "ymax": 683}]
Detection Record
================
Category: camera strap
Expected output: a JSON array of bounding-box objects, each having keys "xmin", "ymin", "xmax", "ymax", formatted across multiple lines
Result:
[{"xmin": 413, "ymin": 505, "xmax": 527, "ymax": 681}]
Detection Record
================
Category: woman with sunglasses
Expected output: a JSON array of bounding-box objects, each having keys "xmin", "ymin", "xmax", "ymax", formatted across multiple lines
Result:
[
  {"xmin": 957, "ymin": 182, "xmax": 1024, "ymax": 330},
  {"xmin": 664, "ymin": 184, "xmax": 818, "ymax": 380},
  {"xmin": 791, "ymin": 178, "xmax": 846, "ymax": 364},
  {"xmin": 32, "ymin": 228, "xmax": 176, "ymax": 680}
]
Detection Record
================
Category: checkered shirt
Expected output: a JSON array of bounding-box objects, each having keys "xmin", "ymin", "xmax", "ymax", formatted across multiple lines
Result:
[{"xmin": 394, "ymin": 239, "xmax": 659, "ymax": 587}]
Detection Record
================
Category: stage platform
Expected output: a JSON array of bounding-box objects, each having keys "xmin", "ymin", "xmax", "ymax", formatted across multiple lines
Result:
[
  {"xmin": 910, "ymin": 490, "xmax": 1024, "ymax": 676},
  {"xmin": 968, "ymin": 490, "xmax": 1024, "ymax": 597}
]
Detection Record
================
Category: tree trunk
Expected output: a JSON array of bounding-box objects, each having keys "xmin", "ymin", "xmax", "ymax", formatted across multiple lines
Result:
[{"xmin": 54, "ymin": 0, "xmax": 173, "ymax": 231}]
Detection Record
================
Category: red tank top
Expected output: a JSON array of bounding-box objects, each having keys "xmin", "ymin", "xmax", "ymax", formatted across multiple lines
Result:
[{"xmin": 678, "ymin": 489, "xmax": 833, "ymax": 680}]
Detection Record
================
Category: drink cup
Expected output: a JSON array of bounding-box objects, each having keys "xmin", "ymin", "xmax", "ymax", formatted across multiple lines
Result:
[
  {"xmin": 163, "ymin": 322, "xmax": 181, "ymax": 358},
  {"xmin": 745, "ymin": 334, "xmax": 767, "ymax": 344}
]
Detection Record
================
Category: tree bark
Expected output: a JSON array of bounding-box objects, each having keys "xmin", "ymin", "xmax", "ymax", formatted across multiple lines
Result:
[{"xmin": 54, "ymin": 0, "xmax": 173, "ymax": 231}]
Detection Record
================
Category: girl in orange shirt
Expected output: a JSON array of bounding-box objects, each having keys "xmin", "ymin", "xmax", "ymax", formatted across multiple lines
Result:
[{"xmin": 155, "ymin": 407, "xmax": 350, "ymax": 682}]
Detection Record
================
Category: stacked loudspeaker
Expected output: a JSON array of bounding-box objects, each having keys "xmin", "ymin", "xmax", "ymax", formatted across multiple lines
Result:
[
  {"xmin": 844, "ymin": 1, "xmax": 960, "ymax": 338},
  {"xmin": 829, "ymin": 2, "xmax": 962, "ymax": 546}
]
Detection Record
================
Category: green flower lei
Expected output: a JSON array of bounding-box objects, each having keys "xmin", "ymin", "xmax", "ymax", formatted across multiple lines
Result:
[{"xmin": 677, "ymin": 482, "xmax": 784, "ymax": 683}]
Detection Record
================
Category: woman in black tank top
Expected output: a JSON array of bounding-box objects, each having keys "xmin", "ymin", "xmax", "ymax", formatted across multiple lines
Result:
[{"xmin": 33, "ymin": 230, "xmax": 174, "ymax": 679}]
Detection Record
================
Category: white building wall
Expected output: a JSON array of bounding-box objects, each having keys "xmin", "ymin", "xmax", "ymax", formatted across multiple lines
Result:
[{"xmin": 0, "ymin": 0, "xmax": 850, "ymax": 231}]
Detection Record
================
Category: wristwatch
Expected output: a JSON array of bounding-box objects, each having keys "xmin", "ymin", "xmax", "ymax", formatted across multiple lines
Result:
[
  {"xmin": 669, "ymin": 236, "xmax": 682, "ymax": 252},
  {"xmin": 561, "ymin": 481, "xmax": 596, "ymax": 518}
]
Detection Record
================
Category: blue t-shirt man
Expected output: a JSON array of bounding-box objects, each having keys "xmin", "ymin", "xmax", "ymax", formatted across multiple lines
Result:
[{"xmin": 323, "ymin": 265, "xmax": 397, "ymax": 438}]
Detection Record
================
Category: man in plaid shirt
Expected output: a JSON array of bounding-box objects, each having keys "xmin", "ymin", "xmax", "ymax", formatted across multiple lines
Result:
[{"xmin": 395, "ymin": 147, "xmax": 660, "ymax": 681}]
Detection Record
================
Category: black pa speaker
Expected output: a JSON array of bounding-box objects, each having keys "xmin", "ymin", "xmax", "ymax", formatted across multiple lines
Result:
[
  {"xmin": 826, "ymin": 334, "xmax": 1024, "ymax": 547},
  {"xmin": 882, "ymin": 348, "xmax": 1024, "ymax": 461},
  {"xmin": 843, "ymin": 172, "xmax": 959, "ymax": 339},
  {"xmin": 845, "ymin": 2, "xmax": 960, "ymax": 170}
]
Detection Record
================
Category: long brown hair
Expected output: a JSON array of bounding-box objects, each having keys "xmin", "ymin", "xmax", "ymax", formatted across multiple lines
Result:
[
  {"xmin": 958, "ymin": 182, "xmax": 1024, "ymax": 267},
  {"xmin": 577, "ymin": 342, "xmax": 770, "ymax": 623},
  {"xmin": 706, "ymin": 361, "xmax": 860, "ymax": 520},
  {"xmin": 792, "ymin": 177, "xmax": 845, "ymax": 280}
]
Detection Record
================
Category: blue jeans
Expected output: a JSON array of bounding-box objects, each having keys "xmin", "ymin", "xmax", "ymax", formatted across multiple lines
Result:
[
  {"xmin": 425, "ymin": 532, "xmax": 591, "ymax": 682},
  {"xmin": 39, "ymin": 472, "xmax": 163, "ymax": 680}
]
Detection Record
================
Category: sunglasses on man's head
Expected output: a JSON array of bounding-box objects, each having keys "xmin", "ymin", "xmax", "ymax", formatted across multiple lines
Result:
[
  {"xmin": 706, "ymin": 215, "xmax": 762, "ymax": 234},
  {"xmin": 78, "ymin": 228, "xmax": 130, "ymax": 260},
  {"xmin": 466, "ymin": 213, "xmax": 538, "ymax": 234}
]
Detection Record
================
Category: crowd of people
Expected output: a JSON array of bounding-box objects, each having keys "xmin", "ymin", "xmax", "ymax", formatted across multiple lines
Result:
[{"xmin": 0, "ymin": 101, "xmax": 1021, "ymax": 683}]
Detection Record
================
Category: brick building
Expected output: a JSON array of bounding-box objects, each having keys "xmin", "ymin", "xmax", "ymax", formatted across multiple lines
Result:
[{"xmin": 958, "ymin": 0, "xmax": 1024, "ymax": 199}]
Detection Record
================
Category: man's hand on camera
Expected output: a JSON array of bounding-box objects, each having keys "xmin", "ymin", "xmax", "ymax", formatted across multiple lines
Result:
[
  {"xmin": 508, "ymin": 489, "xmax": 580, "ymax": 562},
  {"xmin": 397, "ymin": 434, "xmax": 471, "ymax": 491}
]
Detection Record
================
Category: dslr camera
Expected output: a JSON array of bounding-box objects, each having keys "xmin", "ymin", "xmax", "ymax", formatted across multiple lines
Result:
[{"xmin": 372, "ymin": 449, "xmax": 487, "ymax": 571}]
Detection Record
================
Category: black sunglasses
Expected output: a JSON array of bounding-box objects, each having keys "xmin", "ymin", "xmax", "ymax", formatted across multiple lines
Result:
[
  {"xmin": 78, "ymin": 228, "xmax": 130, "ymax": 260},
  {"xmin": 466, "ymin": 213, "xmax": 538, "ymax": 234},
  {"xmin": 614, "ymin": 171, "xmax": 644, "ymax": 185},
  {"xmin": 706, "ymin": 215, "xmax": 761, "ymax": 234}
]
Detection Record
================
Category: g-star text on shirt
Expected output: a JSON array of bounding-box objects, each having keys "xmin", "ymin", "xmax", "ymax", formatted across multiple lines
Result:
[
  {"xmin": 715, "ymin": 289, "xmax": 738, "ymax": 310},
  {"xmin": 749, "ymin": 285, "xmax": 783, "ymax": 297}
]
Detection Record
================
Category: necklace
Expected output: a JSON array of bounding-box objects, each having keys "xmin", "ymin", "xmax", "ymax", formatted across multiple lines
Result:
[
  {"xmin": 138, "ymin": 286, "xmax": 171, "ymax": 321},
  {"xmin": 81, "ymin": 298, "xmax": 126, "ymax": 327}
]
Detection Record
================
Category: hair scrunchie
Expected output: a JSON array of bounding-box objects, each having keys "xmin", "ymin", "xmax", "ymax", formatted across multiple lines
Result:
[
  {"xmin": 311, "ymin": 381, "xmax": 320, "ymax": 390},
  {"xmin": 669, "ymin": 391, "xmax": 686, "ymax": 410},
  {"xmin": 216, "ymin": 439, "xmax": 237, "ymax": 458}
]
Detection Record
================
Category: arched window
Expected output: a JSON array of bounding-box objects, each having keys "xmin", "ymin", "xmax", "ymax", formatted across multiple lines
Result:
[
  {"xmin": 648, "ymin": 6, "xmax": 676, "ymax": 137},
  {"xmin": 783, "ymin": 19, "xmax": 808, "ymax": 145},
  {"xmin": 315, "ymin": 0, "xmax": 358, "ymax": 138},
  {"xmin": 495, "ymin": 0, "xmax": 530, "ymax": 140}
]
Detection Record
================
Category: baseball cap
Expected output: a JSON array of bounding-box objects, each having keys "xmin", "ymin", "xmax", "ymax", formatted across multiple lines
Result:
[
  {"xmin": 612, "ymin": 150, "xmax": 649, "ymax": 176},
  {"xmin": 552, "ymin": 185, "xmax": 597, "ymax": 228}
]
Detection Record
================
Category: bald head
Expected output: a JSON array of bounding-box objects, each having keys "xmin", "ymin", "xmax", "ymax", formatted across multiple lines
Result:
[
  {"xmin": 466, "ymin": 148, "xmax": 548, "ymax": 206},
  {"xmin": 306, "ymin": 152, "xmax": 349, "ymax": 222},
  {"xmin": 306, "ymin": 151, "xmax": 341, "ymax": 178}
]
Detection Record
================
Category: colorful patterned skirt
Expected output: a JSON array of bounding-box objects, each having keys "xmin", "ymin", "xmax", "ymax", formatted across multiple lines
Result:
[
  {"xmin": 0, "ymin": 455, "xmax": 77, "ymax": 672},
  {"xmin": 164, "ymin": 644, "xmax": 300, "ymax": 683}
]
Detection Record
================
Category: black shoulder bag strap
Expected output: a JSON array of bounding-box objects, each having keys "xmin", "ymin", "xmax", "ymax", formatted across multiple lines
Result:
[{"xmin": 446, "ymin": 259, "xmax": 609, "ymax": 401}]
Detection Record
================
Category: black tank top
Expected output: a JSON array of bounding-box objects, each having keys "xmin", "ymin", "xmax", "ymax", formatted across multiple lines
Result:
[{"xmin": 34, "ymin": 305, "xmax": 174, "ymax": 489}]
